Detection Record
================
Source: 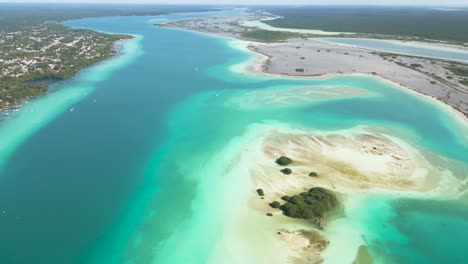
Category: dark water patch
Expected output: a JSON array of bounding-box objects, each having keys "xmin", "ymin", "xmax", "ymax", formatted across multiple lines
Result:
[{"xmin": 367, "ymin": 199, "xmax": 468, "ymax": 264}]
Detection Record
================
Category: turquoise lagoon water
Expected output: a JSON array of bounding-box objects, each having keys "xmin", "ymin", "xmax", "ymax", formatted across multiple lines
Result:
[
  {"xmin": 322, "ymin": 37, "xmax": 468, "ymax": 63},
  {"xmin": 0, "ymin": 10, "xmax": 467, "ymax": 264}
]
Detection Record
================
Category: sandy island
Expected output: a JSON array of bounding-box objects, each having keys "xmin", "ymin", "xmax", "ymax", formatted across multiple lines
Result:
[{"xmin": 205, "ymin": 123, "xmax": 462, "ymax": 264}]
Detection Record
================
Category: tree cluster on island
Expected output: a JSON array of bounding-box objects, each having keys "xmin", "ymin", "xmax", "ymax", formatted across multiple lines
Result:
[
  {"xmin": 276, "ymin": 187, "xmax": 337, "ymax": 219},
  {"xmin": 261, "ymin": 156, "xmax": 336, "ymax": 229}
]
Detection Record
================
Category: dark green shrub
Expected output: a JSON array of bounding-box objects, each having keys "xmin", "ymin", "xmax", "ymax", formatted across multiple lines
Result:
[
  {"xmin": 281, "ymin": 168, "xmax": 292, "ymax": 175},
  {"xmin": 279, "ymin": 187, "xmax": 337, "ymax": 220},
  {"xmin": 270, "ymin": 201, "xmax": 281, "ymax": 208},
  {"xmin": 256, "ymin": 189, "xmax": 265, "ymax": 196},
  {"xmin": 410, "ymin": 63, "xmax": 423, "ymax": 68},
  {"xmin": 309, "ymin": 172, "xmax": 318, "ymax": 177},
  {"xmin": 275, "ymin": 156, "xmax": 293, "ymax": 166}
]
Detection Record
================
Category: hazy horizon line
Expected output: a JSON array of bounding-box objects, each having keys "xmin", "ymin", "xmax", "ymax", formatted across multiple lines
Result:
[{"xmin": 1, "ymin": 2, "xmax": 468, "ymax": 7}]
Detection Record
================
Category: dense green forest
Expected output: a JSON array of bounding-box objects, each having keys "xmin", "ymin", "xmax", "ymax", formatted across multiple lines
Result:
[
  {"xmin": 263, "ymin": 7, "xmax": 468, "ymax": 43},
  {"xmin": 241, "ymin": 30, "xmax": 301, "ymax": 43},
  {"xmin": 0, "ymin": 4, "xmax": 213, "ymax": 31}
]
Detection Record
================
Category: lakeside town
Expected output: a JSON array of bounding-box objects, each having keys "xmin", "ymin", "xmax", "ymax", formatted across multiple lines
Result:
[{"xmin": 0, "ymin": 22, "xmax": 130, "ymax": 111}]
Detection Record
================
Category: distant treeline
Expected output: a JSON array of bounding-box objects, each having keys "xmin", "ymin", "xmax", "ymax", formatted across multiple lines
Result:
[
  {"xmin": 262, "ymin": 6, "xmax": 468, "ymax": 43},
  {"xmin": 0, "ymin": 3, "xmax": 214, "ymax": 31}
]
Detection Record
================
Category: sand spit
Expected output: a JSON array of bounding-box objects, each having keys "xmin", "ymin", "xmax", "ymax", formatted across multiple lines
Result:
[
  {"xmin": 248, "ymin": 39, "xmax": 468, "ymax": 117},
  {"xmin": 163, "ymin": 15, "xmax": 468, "ymax": 117}
]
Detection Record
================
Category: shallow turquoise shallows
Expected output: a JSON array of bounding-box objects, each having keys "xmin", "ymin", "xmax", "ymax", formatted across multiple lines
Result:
[
  {"xmin": 0, "ymin": 10, "xmax": 467, "ymax": 264},
  {"xmin": 322, "ymin": 37, "xmax": 468, "ymax": 63}
]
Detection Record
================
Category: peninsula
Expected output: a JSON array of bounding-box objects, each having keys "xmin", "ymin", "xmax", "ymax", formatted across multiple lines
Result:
[{"xmin": 163, "ymin": 11, "xmax": 468, "ymax": 117}]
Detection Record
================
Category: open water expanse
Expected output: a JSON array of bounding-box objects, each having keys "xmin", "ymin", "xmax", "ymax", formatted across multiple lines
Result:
[{"xmin": 0, "ymin": 10, "xmax": 467, "ymax": 264}]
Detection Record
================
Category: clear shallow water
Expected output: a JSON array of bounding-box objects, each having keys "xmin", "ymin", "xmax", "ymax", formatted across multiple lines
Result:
[
  {"xmin": 322, "ymin": 37, "xmax": 468, "ymax": 63},
  {"xmin": 0, "ymin": 10, "xmax": 467, "ymax": 264}
]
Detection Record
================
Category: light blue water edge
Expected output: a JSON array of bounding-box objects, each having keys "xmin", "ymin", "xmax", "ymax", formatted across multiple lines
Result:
[{"xmin": 322, "ymin": 37, "xmax": 468, "ymax": 63}]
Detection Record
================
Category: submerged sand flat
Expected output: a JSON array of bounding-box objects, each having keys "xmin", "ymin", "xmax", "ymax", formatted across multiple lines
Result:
[
  {"xmin": 256, "ymin": 127, "xmax": 460, "ymax": 194},
  {"xmin": 226, "ymin": 84, "xmax": 370, "ymax": 109}
]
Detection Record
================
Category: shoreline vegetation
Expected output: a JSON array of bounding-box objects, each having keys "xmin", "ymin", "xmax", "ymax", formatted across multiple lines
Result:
[
  {"xmin": 0, "ymin": 4, "xmax": 214, "ymax": 113},
  {"xmin": 262, "ymin": 7, "xmax": 468, "ymax": 46}
]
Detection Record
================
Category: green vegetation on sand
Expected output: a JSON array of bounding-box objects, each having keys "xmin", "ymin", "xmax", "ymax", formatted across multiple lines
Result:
[
  {"xmin": 444, "ymin": 64, "xmax": 468, "ymax": 86},
  {"xmin": 269, "ymin": 201, "xmax": 281, "ymax": 208},
  {"xmin": 446, "ymin": 65, "xmax": 468, "ymax": 78},
  {"xmin": 256, "ymin": 189, "xmax": 265, "ymax": 196},
  {"xmin": 275, "ymin": 156, "xmax": 293, "ymax": 166},
  {"xmin": 240, "ymin": 30, "xmax": 301, "ymax": 43},
  {"xmin": 278, "ymin": 187, "xmax": 337, "ymax": 219}
]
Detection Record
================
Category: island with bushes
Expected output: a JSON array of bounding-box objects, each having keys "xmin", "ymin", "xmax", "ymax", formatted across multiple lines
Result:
[{"xmin": 270, "ymin": 187, "xmax": 338, "ymax": 230}]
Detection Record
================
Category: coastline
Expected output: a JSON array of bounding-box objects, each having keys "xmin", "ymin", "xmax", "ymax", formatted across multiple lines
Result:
[
  {"xmin": 319, "ymin": 38, "xmax": 468, "ymax": 64},
  {"xmin": 232, "ymin": 38, "xmax": 468, "ymax": 123},
  {"xmin": 162, "ymin": 15, "xmax": 468, "ymax": 118},
  {"xmin": 243, "ymin": 41, "xmax": 468, "ymax": 120},
  {"xmin": 0, "ymin": 33, "xmax": 143, "ymax": 171}
]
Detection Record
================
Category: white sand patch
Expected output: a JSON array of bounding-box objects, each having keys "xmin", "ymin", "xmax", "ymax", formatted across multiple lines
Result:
[
  {"xmin": 321, "ymin": 218, "xmax": 364, "ymax": 264},
  {"xmin": 226, "ymin": 84, "xmax": 370, "ymax": 110},
  {"xmin": 239, "ymin": 18, "xmax": 351, "ymax": 36}
]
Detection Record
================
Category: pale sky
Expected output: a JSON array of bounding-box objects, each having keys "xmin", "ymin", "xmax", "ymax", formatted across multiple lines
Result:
[{"xmin": 1, "ymin": 0, "xmax": 468, "ymax": 6}]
